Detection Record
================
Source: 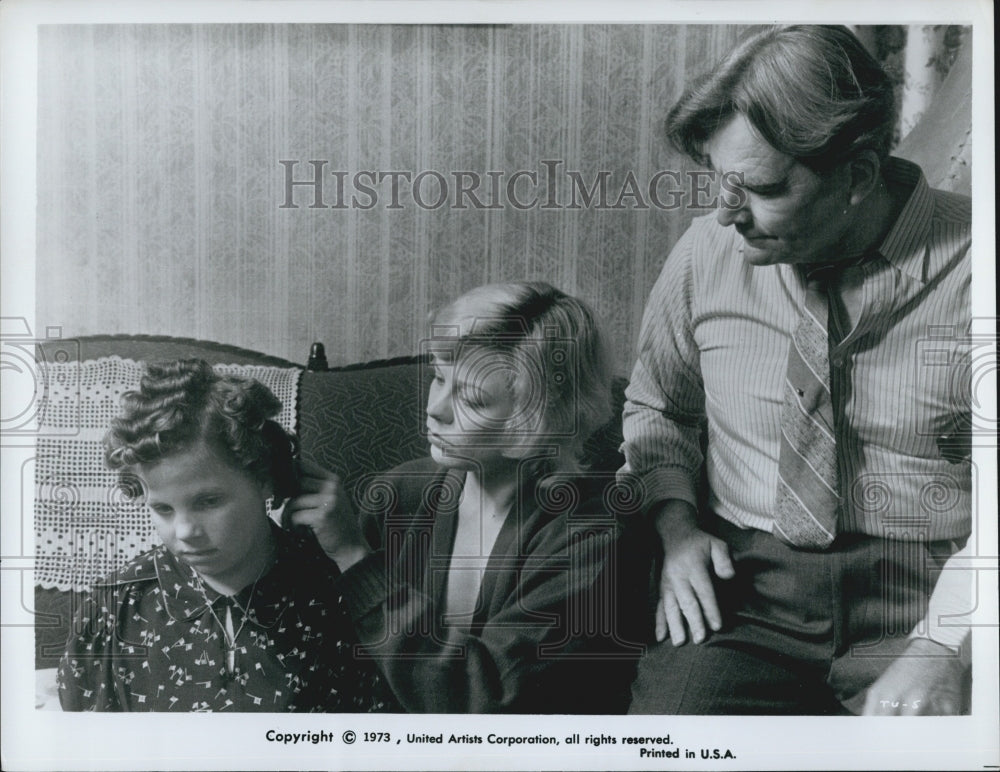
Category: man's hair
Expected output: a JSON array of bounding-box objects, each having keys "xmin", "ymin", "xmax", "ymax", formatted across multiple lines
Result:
[
  {"xmin": 104, "ymin": 359, "xmax": 299, "ymax": 502},
  {"xmin": 430, "ymin": 281, "xmax": 613, "ymax": 474},
  {"xmin": 666, "ymin": 25, "xmax": 896, "ymax": 173}
]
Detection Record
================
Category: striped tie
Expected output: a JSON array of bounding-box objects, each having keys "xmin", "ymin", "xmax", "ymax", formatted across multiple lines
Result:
[{"xmin": 774, "ymin": 266, "xmax": 841, "ymax": 548}]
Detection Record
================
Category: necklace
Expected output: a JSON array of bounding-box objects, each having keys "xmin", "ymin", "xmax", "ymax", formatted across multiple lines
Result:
[{"xmin": 192, "ymin": 560, "xmax": 270, "ymax": 677}]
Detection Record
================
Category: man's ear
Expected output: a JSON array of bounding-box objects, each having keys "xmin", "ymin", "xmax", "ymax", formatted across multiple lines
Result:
[{"xmin": 847, "ymin": 150, "xmax": 882, "ymax": 206}]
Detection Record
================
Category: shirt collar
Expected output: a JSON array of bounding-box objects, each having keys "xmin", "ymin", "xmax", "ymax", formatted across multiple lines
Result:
[{"xmin": 874, "ymin": 157, "xmax": 935, "ymax": 282}]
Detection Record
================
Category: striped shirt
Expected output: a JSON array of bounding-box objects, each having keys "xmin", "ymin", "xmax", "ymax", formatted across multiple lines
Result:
[
  {"xmin": 622, "ymin": 158, "xmax": 971, "ymax": 543},
  {"xmin": 621, "ymin": 158, "xmax": 972, "ymax": 648}
]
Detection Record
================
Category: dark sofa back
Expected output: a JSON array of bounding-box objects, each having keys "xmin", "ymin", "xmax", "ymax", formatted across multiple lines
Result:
[{"xmin": 298, "ymin": 359, "xmax": 433, "ymax": 502}]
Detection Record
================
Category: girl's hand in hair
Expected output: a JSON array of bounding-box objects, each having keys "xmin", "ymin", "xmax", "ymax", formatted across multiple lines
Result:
[{"xmin": 281, "ymin": 459, "xmax": 370, "ymax": 571}]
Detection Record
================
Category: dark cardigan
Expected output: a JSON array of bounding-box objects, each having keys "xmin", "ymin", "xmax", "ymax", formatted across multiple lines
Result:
[{"xmin": 337, "ymin": 457, "xmax": 651, "ymax": 713}]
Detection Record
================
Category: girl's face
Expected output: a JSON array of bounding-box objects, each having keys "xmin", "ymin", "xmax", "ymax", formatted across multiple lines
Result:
[
  {"xmin": 137, "ymin": 440, "xmax": 272, "ymax": 587},
  {"xmin": 425, "ymin": 347, "xmax": 520, "ymax": 473}
]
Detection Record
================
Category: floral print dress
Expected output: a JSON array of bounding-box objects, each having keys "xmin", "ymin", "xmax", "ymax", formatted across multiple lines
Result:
[{"xmin": 58, "ymin": 524, "xmax": 393, "ymax": 712}]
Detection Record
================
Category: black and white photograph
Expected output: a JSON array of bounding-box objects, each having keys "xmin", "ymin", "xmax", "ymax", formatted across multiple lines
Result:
[{"xmin": 1, "ymin": 1, "xmax": 996, "ymax": 769}]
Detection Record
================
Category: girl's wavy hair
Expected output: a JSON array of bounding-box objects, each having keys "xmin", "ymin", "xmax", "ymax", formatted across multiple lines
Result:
[
  {"xmin": 666, "ymin": 25, "xmax": 896, "ymax": 174},
  {"xmin": 429, "ymin": 281, "xmax": 613, "ymax": 475},
  {"xmin": 104, "ymin": 359, "xmax": 299, "ymax": 503}
]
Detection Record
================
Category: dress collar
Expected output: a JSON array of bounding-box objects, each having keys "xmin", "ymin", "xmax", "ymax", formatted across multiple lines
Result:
[{"xmin": 100, "ymin": 522, "xmax": 307, "ymax": 628}]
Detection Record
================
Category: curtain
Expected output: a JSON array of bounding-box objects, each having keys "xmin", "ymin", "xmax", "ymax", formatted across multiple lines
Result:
[{"xmin": 852, "ymin": 25, "xmax": 970, "ymax": 144}]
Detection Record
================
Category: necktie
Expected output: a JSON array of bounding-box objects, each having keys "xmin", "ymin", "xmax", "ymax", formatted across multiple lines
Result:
[{"xmin": 773, "ymin": 265, "xmax": 841, "ymax": 548}]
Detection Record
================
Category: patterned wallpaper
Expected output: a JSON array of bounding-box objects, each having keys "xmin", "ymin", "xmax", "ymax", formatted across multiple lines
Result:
[{"xmin": 36, "ymin": 24, "xmax": 961, "ymax": 372}]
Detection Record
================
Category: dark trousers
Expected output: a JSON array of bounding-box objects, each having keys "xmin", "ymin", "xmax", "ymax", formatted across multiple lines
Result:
[{"xmin": 628, "ymin": 518, "xmax": 957, "ymax": 714}]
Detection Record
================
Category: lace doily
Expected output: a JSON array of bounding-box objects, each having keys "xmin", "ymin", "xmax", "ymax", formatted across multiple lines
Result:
[{"xmin": 34, "ymin": 356, "xmax": 301, "ymax": 592}]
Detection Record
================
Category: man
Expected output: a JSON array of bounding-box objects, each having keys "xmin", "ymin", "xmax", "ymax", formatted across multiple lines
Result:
[{"xmin": 622, "ymin": 25, "xmax": 971, "ymax": 714}]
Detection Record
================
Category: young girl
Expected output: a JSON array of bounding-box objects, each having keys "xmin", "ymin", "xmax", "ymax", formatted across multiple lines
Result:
[
  {"xmin": 57, "ymin": 359, "xmax": 391, "ymax": 712},
  {"xmin": 287, "ymin": 281, "xmax": 649, "ymax": 713}
]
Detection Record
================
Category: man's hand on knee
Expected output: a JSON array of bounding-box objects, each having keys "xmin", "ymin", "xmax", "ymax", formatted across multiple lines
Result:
[
  {"xmin": 652, "ymin": 501, "xmax": 735, "ymax": 645},
  {"xmin": 862, "ymin": 637, "xmax": 967, "ymax": 715}
]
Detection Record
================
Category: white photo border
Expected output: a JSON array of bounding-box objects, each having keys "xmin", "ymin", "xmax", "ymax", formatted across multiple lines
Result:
[{"xmin": 1, "ymin": 1, "xmax": 995, "ymax": 770}]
